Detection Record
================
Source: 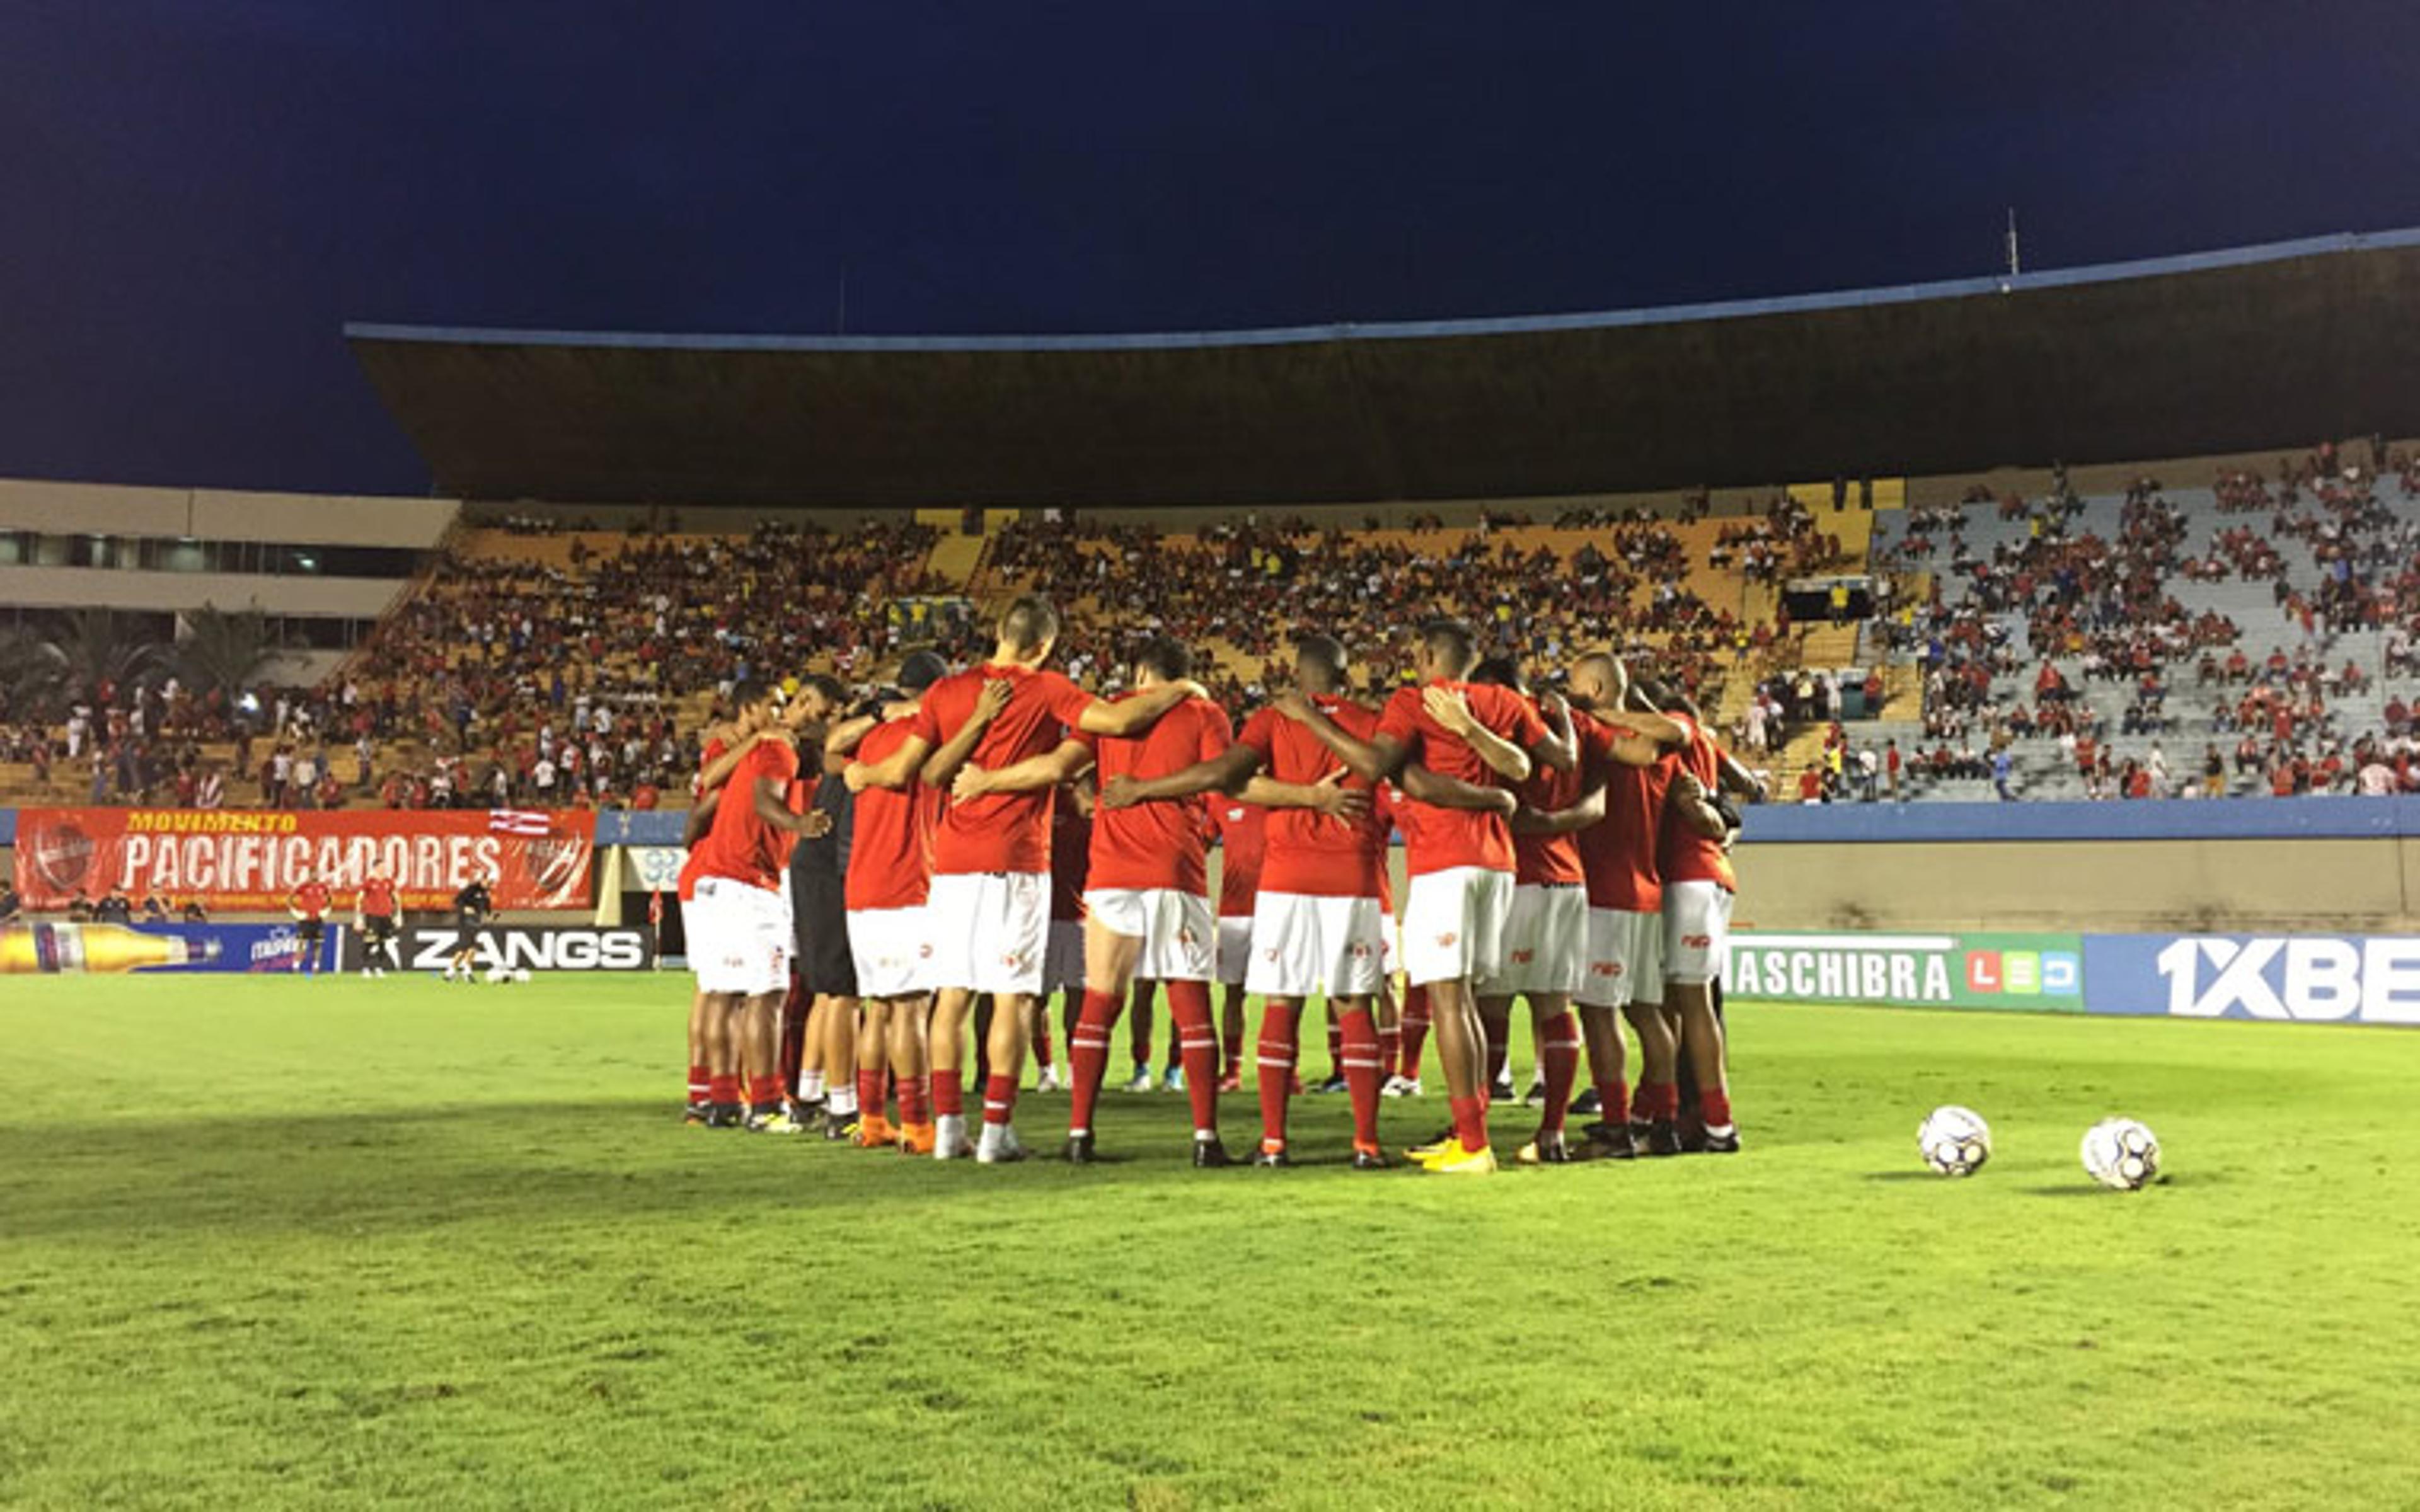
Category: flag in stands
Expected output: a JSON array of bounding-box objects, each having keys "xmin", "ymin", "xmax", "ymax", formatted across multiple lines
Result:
[{"xmin": 488, "ymin": 810, "xmax": 553, "ymax": 837}]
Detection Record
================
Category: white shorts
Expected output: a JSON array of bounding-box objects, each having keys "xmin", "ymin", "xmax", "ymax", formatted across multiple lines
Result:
[
  {"xmin": 1084, "ymin": 887, "xmax": 1214, "ymax": 983},
  {"xmin": 688, "ymin": 876, "xmax": 791, "ymax": 996},
  {"xmin": 1662, "ymin": 880, "xmax": 1735, "ymax": 987},
  {"xmin": 1244, "ymin": 892, "xmax": 1387, "ymax": 999},
  {"xmin": 1043, "ymin": 919, "xmax": 1086, "ymax": 995},
  {"xmin": 1214, "ymin": 916, "xmax": 1253, "ymax": 985},
  {"xmin": 1579, "ymin": 907, "xmax": 1666, "ymax": 1009},
  {"xmin": 926, "ymin": 871, "xmax": 1050, "ymax": 997},
  {"xmin": 1400, "ymin": 867, "xmax": 1514, "ymax": 988},
  {"xmin": 848, "ymin": 905, "xmax": 932, "ymax": 1000},
  {"xmin": 1477, "ymin": 883, "xmax": 1586, "ymax": 999}
]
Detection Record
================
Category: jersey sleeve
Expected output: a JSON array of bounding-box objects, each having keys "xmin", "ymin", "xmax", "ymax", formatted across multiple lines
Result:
[
  {"xmin": 1194, "ymin": 701, "xmax": 1234, "ymax": 762},
  {"xmin": 1376, "ymin": 687, "xmax": 1422, "ymax": 751},
  {"xmin": 1037, "ymin": 671, "xmax": 1098, "ymax": 727},
  {"xmin": 1500, "ymin": 689, "xmax": 1549, "ymax": 748},
  {"xmin": 1237, "ymin": 706, "xmax": 1277, "ymax": 760}
]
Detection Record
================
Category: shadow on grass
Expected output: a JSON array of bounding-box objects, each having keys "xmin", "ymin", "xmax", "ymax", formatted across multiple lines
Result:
[{"xmin": 0, "ymin": 1095, "xmax": 1519, "ymax": 1242}]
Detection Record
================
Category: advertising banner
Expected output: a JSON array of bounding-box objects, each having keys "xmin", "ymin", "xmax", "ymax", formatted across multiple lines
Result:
[
  {"xmin": 341, "ymin": 921, "xmax": 656, "ymax": 973},
  {"xmin": 1727, "ymin": 931, "xmax": 2085, "ymax": 1012},
  {"xmin": 0, "ymin": 921, "xmax": 341, "ymax": 975},
  {"xmin": 2082, "ymin": 934, "xmax": 2420, "ymax": 1026},
  {"xmin": 623, "ymin": 846, "xmax": 688, "ymax": 894},
  {"xmin": 13, "ymin": 808, "xmax": 594, "ymax": 912}
]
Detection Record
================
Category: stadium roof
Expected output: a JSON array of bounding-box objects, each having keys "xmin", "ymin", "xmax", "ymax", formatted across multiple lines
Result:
[{"xmin": 346, "ymin": 229, "xmax": 2420, "ymax": 510}]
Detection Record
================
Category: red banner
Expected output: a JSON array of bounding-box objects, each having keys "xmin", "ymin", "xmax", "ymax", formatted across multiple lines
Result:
[{"xmin": 13, "ymin": 808, "xmax": 594, "ymax": 912}]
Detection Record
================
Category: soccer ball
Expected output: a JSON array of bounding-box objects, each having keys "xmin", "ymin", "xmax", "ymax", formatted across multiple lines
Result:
[
  {"xmin": 1917, "ymin": 1105, "xmax": 1992, "ymax": 1177},
  {"xmin": 2080, "ymin": 1118, "xmax": 2161, "ymax": 1190},
  {"xmin": 484, "ymin": 964, "xmax": 512, "ymax": 985},
  {"xmin": 512, "ymin": 968, "xmax": 533, "ymax": 985}
]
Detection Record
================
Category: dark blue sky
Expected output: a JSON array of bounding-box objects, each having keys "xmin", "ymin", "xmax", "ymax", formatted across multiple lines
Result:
[{"xmin": 5, "ymin": 1, "xmax": 2416, "ymax": 496}]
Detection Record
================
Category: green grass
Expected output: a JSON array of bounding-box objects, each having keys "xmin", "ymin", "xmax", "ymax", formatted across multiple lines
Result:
[{"xmin": 4, "ymin": 975, "xmax": 2417, "ymax": 1510}]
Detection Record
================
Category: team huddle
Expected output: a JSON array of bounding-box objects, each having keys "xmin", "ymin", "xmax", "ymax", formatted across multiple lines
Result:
[{"xmin": 675, "ymin": 595, "xmax": 1748, "ymax": 1174}]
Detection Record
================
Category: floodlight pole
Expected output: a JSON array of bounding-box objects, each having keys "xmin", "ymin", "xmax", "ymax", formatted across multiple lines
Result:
[{"xmin": 2005, "ymin": 209, "xmax": 2022, "ymax": 278}]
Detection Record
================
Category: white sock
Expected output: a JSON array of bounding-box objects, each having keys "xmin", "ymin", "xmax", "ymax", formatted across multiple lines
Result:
[
  {"xmin": 800, "ymin": 1070, "xmax": 826, "ymax": 1101},
  {"xmin": 826, "ymin": 1088, "xmax": 858, "ymax": 1117}
]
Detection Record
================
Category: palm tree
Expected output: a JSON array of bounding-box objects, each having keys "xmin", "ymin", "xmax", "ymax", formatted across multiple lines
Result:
[
  {"xmin": 42, "ymin": 608, "xmax": 166, "ymax": 701},
  {"xmin": 0, "ymin": 624, "xmax": 67, "ymax": 721},
  {"xmin": 176, "ymin": 604, "xmax": 277, "ymax": 698}
]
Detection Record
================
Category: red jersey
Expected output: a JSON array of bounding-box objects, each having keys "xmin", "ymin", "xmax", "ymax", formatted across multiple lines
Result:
[
  {"xmin": 1376, "ymin": 680, "xmax": 1547, "ymax": 876},
  {"xmin": 358, "ymin": 878, "xmax": 398, "ymax": 919},
  {"xmin": 689, "ymin": 738, "xmax": 802, "ymax": 893},
  {"xmin": 1080, "ymin": 696, "xmax": 1233, "ymax": 895},
  {"xmin": 290, "ymin": 881, "xmax": 331, "ymax": 920},
  {"xmin": 1656, "ymin": 713, "xmax": 1737, "ymax": 892},
  {"xmin": 913, "ymin": 665, "xmax": 1097, "ymax": 875},
  {"xmin": 1509, "ymin": 698, "xmax": 1586, "ymax": 886},
  {"xmin": 1048, "ymin": 799, "xmax": 1090, "ymax": 922},
  {"xmin": 844, "ymin": 718, "xmax": 937, "ymax": 911},
  {"xmin": 1574, "ymin": 713, "xmax": 1671, "ymax": 912},
  {"xmin": 676, "ymin": 736, "xmax": 732, "ymax": 903},
  {"xmin": 1211, "ymin": 799, "xmax": 1266, "ymax": 917},
  {"xmin": 1238, "ymin": 696, "xmax": 1388, "ymax": 898}
]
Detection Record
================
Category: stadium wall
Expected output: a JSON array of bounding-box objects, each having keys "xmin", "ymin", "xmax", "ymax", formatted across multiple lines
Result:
[{"xmin": 1731, "ymin": 798, "xmax": 2420, "ymax": 934}]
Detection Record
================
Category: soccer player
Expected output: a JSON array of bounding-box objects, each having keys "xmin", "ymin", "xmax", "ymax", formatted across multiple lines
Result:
[
  {"xmin": 1037, "ymin": 778, "xmax": 1093, "ymax": 1092},
  {"xmin": 287, "ymin": 868, "xmax": 331, "ymax": 976},
  {"xmin": 1100, "ymin": 634, "xmax": 1395, "ymax": 1165},
  {"xmin": 959, "ymin": 636, "xmax": 1238, "ymax": 1166},
  {"xmin": 1465, "ymin": 658, "xmax": 1595, "ymax": 1163},
  {"xmin": 1654, "ymin": 685, "xmax": 1746, "ymax": 1154},
  {"xmin": 1271, "ymin": 617, "xmax": 1572, "ymax": 1174},
  {"xmin": 1536, "ymin": 653, "xmax": 1689, "ymax": 1159},
  {"xmin": 790, "ymin": 675, "xmax": 866, "ymax": 1138},
  {"xmin": 687, "ymin": 681, "xmax": 829, "ymax": 1132},
  {"xmin": 845, "ymin": 595, "xmax": 1200, "ymax": 1163},
  {"xmin": 1209, "ymin": 794, "xmax": 1265, "ymax": 1092},
  {"xmin": 677, "ymin": 706, "xmax": 766, "ymax": 1118},
  {"xmin": 444, "ymin": 872, "xmax": 495, "ymax": 983},
  {"xmin": 355, "ymin": 866, "xmax": 401, "ymax": 978},
  {"xmin": 843, "ymin": 653, "xmax": 991, "ymax": 1155}
]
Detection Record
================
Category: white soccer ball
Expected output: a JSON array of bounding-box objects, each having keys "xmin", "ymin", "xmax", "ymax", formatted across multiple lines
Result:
[
  {"xmin": 1918, "ymin": 1104, "xmax": 1992, "ymax": 1177},
  {"xmin": 512, "ymin": 968, "xmax": 533, "ymax": 985},
  {"xmin": 2080, "ymin": 1118, "xmax": 2161, "ymax": 1191},
  {"xmin": 484, "ymin": 964, "xmax": 511, "ymax": 985}
]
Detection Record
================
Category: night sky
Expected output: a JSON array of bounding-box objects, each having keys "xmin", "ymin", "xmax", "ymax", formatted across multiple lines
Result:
[{"xmin": 5, "ymin": 1, "xmax": 2417, "ymax": 497}]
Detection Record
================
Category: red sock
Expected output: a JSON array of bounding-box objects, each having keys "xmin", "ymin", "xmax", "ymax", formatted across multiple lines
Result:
[
  {"xmin": 1596, "ymin": 1078, "xmax": 1631, "ymax": 1126},
  {"xmin": 1068, "ymin": 988, "xmax": 1123, "ymax": 1135},
  {"xmin": 708, "ymin": 1072, "xmax": 740, "ymax": 1106},
  {"xmin": 982, "ymin": 1073, "xmax": 1018, "ymax": 1127},
  {"xmin": 1639, "ymin": 1080, "xmax": 1678, "ymax": 1121},
  {"xmin": 1537, "ymin": 1011, "xmax": 1581, "ymax": 1135},
  {"xmin": 1257, "ymin": 1002, "xmax": 1300, "ymax": 1150},
  {"xmin": 1448, "ymin": 1092, "xmax": 1489, "ymax": 1153},
  {"xmin": 932, "ymin": 1069, "xmax": 964, "ymax": 1119},
  {"xmin": 1699, "ymin": 1087, "xmax": 1734, "ymax": 1129},
  {"xmin": 856, "ymin": 1068, "xmax": 885, "ymax": 1122},
  {"xmin": 1129, "ymin": 984, "xmax": 1155, "ymax": 1068},
  {"xmin": 746, "ymin": 1073, "xmax": 785, "ymax": 1111},
  {"xmin": 1377, "ymin": 1021, "xmax": 1400, "ymax": 1080},
  {"xmin": 897, "ymin": 1074, "xmax": 930, "ymax": 1126},
  {"xmin": 1165, "ymin": 980, "xmax": 1221, "ymax": 1134},
  {"xmin": 1032, "ymin": 1016, "xmax": 1056, "ymax": 1070},
  {"xmin": 1325, "ymin": 1015, "xmax": 1344, "ymax": 1079},
  {"xmin": 1400, "ymin": 985, "xmax": 1430, "ymax": 1079},
  {"xmin": 1338, "ymin": 1006, "xmax": 1382, "ymax": 1150},
  {"xmin": 686, "ymin": 1063, "xmax": 709, "ymax": 1106}
]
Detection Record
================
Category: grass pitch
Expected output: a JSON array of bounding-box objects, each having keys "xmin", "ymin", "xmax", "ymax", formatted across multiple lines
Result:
[{"xmin": 4, "ymin": 975, "xmax": 2417, "ymax": 1510}]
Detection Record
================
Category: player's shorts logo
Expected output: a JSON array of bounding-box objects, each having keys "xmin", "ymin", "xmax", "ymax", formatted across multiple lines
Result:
[
  {"xmin": 1511, "ymin": 949, "xmax": 1534, "ymax": 965},
  {"xmin": 1436, "ymin": 931, "xmax": 1458, "ymax": 948},
  {"xmin": 1683, "ymin": 934, "xmax": 1712, "ymax": 948},
  {"xmin": 918, "ymin": 944, "xmax": 933, "ymax": 958}
]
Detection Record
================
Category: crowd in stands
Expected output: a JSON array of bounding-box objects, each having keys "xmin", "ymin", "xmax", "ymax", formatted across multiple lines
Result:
[{"xmin": 1881, "ymin": 440, "xmax": 2420, "ymax": 799}]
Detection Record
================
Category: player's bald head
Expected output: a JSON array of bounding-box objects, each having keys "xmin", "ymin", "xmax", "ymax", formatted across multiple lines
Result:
[
  {"xmin": 1417, "ymin": 617, "xmax": 1480, "ymax": 679},
  {"xmin": 1569, "ymin": 651, "xmax": 1626, "ymax": 710},
  {"xmin": 1293, "ymin": 634, "xmax": 1348, "ymax": 693},
  {"xmin": 996, "ymin": 595, "xmax": 1061, "ymax": 659}
]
